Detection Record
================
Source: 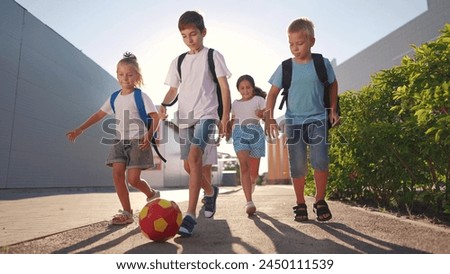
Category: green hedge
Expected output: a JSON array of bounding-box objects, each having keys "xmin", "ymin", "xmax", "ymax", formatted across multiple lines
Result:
[{"xmin": 326, "ymin": 24, "xmax": 450, "ymax": 216}]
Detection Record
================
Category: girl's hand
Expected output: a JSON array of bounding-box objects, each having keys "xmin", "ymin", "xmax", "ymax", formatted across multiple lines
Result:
[
  {"xmin": 255, "ymin": 108, "xmax": 265, "ymax": 119},
  {"xmin": 66, "ymin": 129, "xmax": 83, "ymax": 142},
  {"xmin": 139, "ymin": 134, "xmax": 151, "ymax": 150}
]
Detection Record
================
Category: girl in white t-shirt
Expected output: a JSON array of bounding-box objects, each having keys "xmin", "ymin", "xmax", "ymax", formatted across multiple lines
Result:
[
  {"xmin": 66, "ymin": 53, "xmax": 160, "ymax": 225},
  {"xmin": 229, "ymin": 75, "xmax": 266, "ymax": 216}
]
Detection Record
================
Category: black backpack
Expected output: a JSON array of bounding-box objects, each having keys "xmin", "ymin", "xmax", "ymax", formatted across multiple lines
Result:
[
  {"xmin": 164, "ymin": 48, "xmax": 225, "ymax": 120},
  {"xmin": 279, "ymin": 53, "xmax": 340, "ymax": 128}
]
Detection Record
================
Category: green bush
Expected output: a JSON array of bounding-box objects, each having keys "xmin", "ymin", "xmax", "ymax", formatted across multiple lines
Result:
[{"xmin": 328, "ymin": 24, "xmax": 450, "ymax": 216}]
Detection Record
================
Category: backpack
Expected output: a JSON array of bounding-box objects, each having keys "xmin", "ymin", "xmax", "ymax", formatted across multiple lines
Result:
[
  {"xmin": 110, "ymin": 88, "xmax": 166, "ymax": 163},
  {"xmin": 163, "ymin": 48, "xmax": 225, "ymax": 120},
  {"xmin": 279, "ymin": 53, "xmax": 340, "ymax": 128}
]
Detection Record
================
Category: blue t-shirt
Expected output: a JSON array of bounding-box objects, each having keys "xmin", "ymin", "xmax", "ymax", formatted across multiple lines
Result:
[{"xmin": 269, "ymin": 57, "xmax": 335, "ymax": 125}]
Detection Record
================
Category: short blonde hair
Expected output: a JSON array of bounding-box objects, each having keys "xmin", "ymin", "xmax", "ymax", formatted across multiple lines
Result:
[
  {"xmin": 117, "ymin": 52, "xmax": 143, "ymax": 87},
  {"xmin": 288, "ymin": 17, "xmax": 315, "ymax": 38}
]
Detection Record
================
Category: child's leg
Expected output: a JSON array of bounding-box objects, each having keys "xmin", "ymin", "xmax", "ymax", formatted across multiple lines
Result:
[
  {"xmin": 112, "ymin": 162, "xmax": 131, "ymax": 212},
  {"xmin": 127, "ymin": 168, "xmax": 158, "ymax": 199},
  {"xmin": 314, "ymin": 169, "xmax": 328, "ymax": 202},
  {"xmin": 201, "ymin": 164, "xmax": 214, "ymax": 195},
  {"xmin": 292, "ymin": 177, "xmax": 307, "ymax": 204},
  {"xmin": 249, "ymin": 157, "xmax": 261, "ymax": 187},
  {"xmin": 184, "ymin": 160, "xmax": 214, "ymax": 198},
  {"xmin": 186, "ymin": 146, "xmax": 203, "ymax": 216},
  {"xmin": 237, "ymin": 150, "xmax": 252, "ymax": 202}
]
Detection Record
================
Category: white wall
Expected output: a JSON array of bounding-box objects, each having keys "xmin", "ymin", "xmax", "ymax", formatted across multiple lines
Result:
[{"xmin": 335, "ymin": 0, "xmax": 450, "ymax": 93}]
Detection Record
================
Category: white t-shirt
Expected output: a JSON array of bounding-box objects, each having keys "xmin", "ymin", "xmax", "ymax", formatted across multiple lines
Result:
[
  {"xmin": 165, "ymin": 47, "xmax": 231, "ymax": 128},
  {"xmin": 101, "ymin": 90, "xmax": 157, "ymax": 140},
  {"xmin": 232, "ymin": 96, "xmax": 266, "ymax": 125}
]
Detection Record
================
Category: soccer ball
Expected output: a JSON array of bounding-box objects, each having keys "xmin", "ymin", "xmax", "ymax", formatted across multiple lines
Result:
[{"xmin": 139, "ymin": 198, "xmax": 183, "ymax": 242}]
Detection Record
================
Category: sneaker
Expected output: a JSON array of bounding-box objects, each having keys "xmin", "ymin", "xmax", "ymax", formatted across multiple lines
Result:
[
  {"xmin": 178, "ymin": 215, "xmax": 197, "ymax": 237},
  {"xmin": 111, "ymin": 210, "xmax": 134, "ymax": 225},
  {"xmin": 245, "ymin": 201, "xmax": 256, "ymax": 216},
  {"xmin": 146, "ymin": 190, "xmax": 160, "ymax": 203},
  {"xmin": 203, "ymin": 185, "xmax": 218, "ymax": 218}
]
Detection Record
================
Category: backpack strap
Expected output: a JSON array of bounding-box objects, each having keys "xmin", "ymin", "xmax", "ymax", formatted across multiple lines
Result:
[
  {"xmin": 278, "ymin": 58, "xmax": 293, "ymax": 110},
  {"xmin": 134, "ymin": 89, "xmax": 167, "ymax": 163},
  {"xmin": 207, "ymin": 48, "xmax": 224, "ymax": 120},
  {"xmin": 133, "ymin": 89, "xmax": 151, "ymax": 128},
  {"xmin": 177, "ymin": 52, "xmax": 188, "ymax": 82},
  {"xmin": 110, "ymin": 90, "xmax": 121, "ymax": 113},
  {"xmin": 162, "ymin": 52, "xmax": 188, "ymax": 108},
  {"xmin": 111, "ymin": 89, "xmax": 166, "ymax": 163},
  {"xmin": 311, "ymin": 53, "xmax": 331, "ymax": 110}
]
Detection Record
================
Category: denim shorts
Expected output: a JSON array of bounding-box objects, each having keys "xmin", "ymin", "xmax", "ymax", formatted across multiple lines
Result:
[
  {"xmin": 179, "ymin": 119, "xmax": 218, "ymax": 160},
  {"xmin": 285, "ymin": 120, "xmax": 329, "ymax": 177},
  {"xmin": 232, "ymin": 124, "xmax": 265, "ymax": 158},
  {"xmin": 106, "ymin": 139, "xmax": 154, "ymax": 170}
]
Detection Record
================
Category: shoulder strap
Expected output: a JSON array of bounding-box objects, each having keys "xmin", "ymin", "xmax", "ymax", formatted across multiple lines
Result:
[
  {"xmin": 208, "ymin": 48, "xmax": 224, "ymax": 119},
  {"xmin": 110, "ymin": 90, "xmax": 121, "ymax": 113},
  {"xmin": 177, "ymin": 52, "xmax": 188, "ymax": 82},
  {"xmin": 312, "ymin": 53, "xmax": 331, "ymax": 109},
  {"xmin": 312, "ymin": 53, "xmax": 329, "ymax": 88},
  {"xmin": 278, "ymin": 58, "xmax": 292, "ymax": 110},
  {"xmin": 208, "ymin": 48, "xmax": 218, "ymax": 83},
  {"xmin": 165, "ymin": 52, "xmax": 188, "ymax": 108},
  {"xmin": 133, "ymin": 89, "xmax": 151, "ymax": 128},
  {"xmin": 135, "ymin": 89, "xmax": 167, "ymax": 163}
]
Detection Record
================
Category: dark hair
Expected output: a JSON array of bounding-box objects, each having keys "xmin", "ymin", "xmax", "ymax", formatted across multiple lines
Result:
[
  {"xmin": 236, "ymin": 74, "xmax": 267, "ymax": 99},
  {"xmin": 178, "ymin": 11, "xmax": 205, "ymax": 31},
  {"xmin": 117, "ymin": 52, "xmax": 143, "ymax": 87}
]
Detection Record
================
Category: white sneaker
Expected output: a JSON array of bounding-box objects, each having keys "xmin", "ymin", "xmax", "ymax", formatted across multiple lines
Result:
[{"xmin": 245, "ymin": 201, "xmax": 256, "ymax": 216}]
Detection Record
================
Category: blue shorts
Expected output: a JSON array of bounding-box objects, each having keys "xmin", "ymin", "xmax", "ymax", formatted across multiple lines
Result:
[
  {"xmin": 232, "ymin": 124, "xmax": 265, "ymax": 158},
  {"xmin": 285, "ymin": 120, "xmax": 329, "ymax": 177},
  {"xmin": 179, "ymin": 119, "xmax": 218, "ymax": 160},
  {"xmin": 106, "ymin": 139, "xmax": 154, "ymax": 170}
]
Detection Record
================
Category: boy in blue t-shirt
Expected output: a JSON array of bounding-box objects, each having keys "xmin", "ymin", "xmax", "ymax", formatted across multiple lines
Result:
[{"xmin": 265, "ymin": 17, "xmax": 339, "ymax": 222}]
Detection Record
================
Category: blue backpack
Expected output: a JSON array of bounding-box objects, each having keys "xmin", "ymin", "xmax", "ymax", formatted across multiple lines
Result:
[{"xmin": 110, "ymin": 88, "xmax": 166, "ymax": 163}]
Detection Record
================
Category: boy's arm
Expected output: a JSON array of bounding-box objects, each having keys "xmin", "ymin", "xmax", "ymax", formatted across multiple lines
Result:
[
  {"xmin": 66, "ymin": 110, "xmax": 107, "ymax": 142},
  {"xmin": 329, "ymin": 80, "xmax": 340, "ymax": 126},
  {"xmin": 159, "ymin": 87, "xmax": 178, "ymax": 120},
  {"xmin": 264, "ymin": 85, "xmax": 281, "ymax": 139},
  {"xmin": 218, "ymin": 76, "xmax": 231, "ymax": 138}
]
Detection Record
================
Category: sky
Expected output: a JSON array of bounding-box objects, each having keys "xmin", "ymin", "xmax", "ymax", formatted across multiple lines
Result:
[{"xmin": 14, "ymin": 0, "xmax": 428, "ymax": 173}]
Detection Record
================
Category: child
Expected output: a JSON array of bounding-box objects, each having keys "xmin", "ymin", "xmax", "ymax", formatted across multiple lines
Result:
[
  {"xmin": 229, "ymin": 75, "xmax": 266, "ymax": 216},
  {"xmin": 159, "ymin": 11, "xmax": 231, "ymax": 237},
  {"xmin": 66, "ymin": 52, "xmax": 160, "ymax": 225},
  {"xmin": 264, "ymin": 18, "xmax": 339, "ymax": 222}
]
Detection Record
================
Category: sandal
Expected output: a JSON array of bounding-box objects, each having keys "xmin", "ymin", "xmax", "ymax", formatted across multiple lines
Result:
[
  {"xmin": 111, "ymin": 210, "xmax": 134, "ymax": 225},
  {"xmin": 293, "ymin": 204, "xmax": 308, "ymax": 222},
  {"xmin": 313, "ymin": 200, "xmax": 332, "ymax": 221},
  {"xmin": 146, "ymin": 190, "xmax": 160, "ymax": 203}
]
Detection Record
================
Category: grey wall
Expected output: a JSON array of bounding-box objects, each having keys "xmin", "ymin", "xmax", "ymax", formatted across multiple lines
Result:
[
  {"xmin": 1, "ymin": 0, "xmax": 119, "ymax": 189},
  {"xmin": 335, "ymin": 0, "xmax": 450, "ymax": 93}
]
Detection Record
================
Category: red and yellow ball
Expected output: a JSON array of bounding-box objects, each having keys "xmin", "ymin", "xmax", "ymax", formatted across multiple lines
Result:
[{"xmin": 139, "ymin": 198, "xmax": 182, "ymax": 242}]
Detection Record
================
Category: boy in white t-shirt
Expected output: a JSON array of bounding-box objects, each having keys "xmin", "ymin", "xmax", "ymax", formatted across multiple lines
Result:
[{"xmin": 159, "ymin": 11, "xmax": 232, "ymax": 237}]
